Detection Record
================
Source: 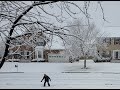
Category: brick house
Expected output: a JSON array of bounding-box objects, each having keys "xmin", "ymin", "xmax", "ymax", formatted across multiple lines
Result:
[
  {"xmin": 7, "ymin": 31, "xmax": 69, "ymax": 63},
  {"xmin": 7, "ymin": 32, "xmax": 49, "ymax": 62}
]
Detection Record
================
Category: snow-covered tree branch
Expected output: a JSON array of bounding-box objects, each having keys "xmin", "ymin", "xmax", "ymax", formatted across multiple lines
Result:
[
  {"xmin": 63, "ymin": 19, "xmax": 104, "ymax": 68},
  {"xmin": 0, "ymin": 1, "xmax": 106, "ymax": 68}
]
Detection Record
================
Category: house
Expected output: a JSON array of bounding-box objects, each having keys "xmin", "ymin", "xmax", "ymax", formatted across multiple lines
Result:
[
  {"xmin": 7, "ymin": 31, "xmax": 69, "ymax": 63},
  {"xmin": 7, "ymin": 31, "xmax": 49, "ymax": 62},
  {"xmin": 96, "ymin": 37, "xmax": 120, "ymax": 62}
]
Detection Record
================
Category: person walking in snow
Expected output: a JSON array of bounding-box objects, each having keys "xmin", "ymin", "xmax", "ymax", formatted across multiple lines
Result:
[{"xmin": 41, "ymin": 74, "xmax": 51, "ymax": 87}]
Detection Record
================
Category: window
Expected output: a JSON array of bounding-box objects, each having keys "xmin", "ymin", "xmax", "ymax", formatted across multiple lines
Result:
[
  {"xmin": 36, "ymin": 42, "xmax": 44, "ymax": 46},
  {"xmin": 14, "ymin": 54, "xmax": 19, "ymax": 59},
  {"xmin": 27, "ymin": 52, "xmax": 29, "ymax": 59},
  {"xmin": 103, "ymin": 38, "xmax": 106, "ymax": 43},
  {"xmin": 38, "ymin": 51, "xmax": 42, "ymax": 58},
  {"xmin": 103, "ymin": 38, "xmax": 111, "ymax": 45},
  {"xmin": 106, "ymin": 38, "xmax": 111, "ymax": 45},
  {"xmin": 114, "ymin": 38, "xmax": 120, "ymax": 45},
  {"xmin": 21, "ymin": 51, "xmax": 24, "ymax": 55}
]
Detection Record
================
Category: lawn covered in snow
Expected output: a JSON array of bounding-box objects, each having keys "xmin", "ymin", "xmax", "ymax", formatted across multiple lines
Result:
[{"xmin": 0, "ymin": 60, "xmax": 120, "ymax": 89}]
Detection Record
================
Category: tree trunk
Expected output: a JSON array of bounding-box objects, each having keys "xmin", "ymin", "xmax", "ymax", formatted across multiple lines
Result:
[
  {"xmin": 0, "ymin": 1, "xmax": 57, "ymax": 69},
  {"xmin": 0, "ymin": 5, "xmax": 34, "ymax": 69},
  {"xmin": 84, "ymin": 56, "xmax": 86, "ymax": 68}
]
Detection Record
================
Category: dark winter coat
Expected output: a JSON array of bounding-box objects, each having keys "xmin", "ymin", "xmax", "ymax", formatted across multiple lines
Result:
[{"xmin": 41, "ymin": 74, "xmax": 51, "ymax": 82}]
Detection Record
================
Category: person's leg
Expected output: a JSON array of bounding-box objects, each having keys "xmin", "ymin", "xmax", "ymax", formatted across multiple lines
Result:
[
  {"xmin": 44, "ymin": 81, "xmax": 46, "ymax": 87},
  {"xmin": 48, "ymin": 81, "xmax": 50, "ymax": 86}
]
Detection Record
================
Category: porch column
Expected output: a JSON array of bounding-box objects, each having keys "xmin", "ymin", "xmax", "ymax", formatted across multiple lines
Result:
[
  {"xmin": 35, "ymin": 46, "xmax": 44, "ymax": 61},
  {"xmin": 112, "ymin": 50, "xmax": 115, "ymax": 60}
]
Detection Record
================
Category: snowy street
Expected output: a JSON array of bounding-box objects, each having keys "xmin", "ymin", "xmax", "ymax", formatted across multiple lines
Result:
[{"xmin": 0, "ymin": 60, "xmax": 120, "ymax": 89}]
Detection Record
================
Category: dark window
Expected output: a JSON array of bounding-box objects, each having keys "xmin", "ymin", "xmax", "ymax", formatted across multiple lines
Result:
[
  {"xmin": 38, "ymin": 51, "xmax": 41, "ymax": 58},
  {"xmin": 36, "ymin": 42, "xmax": 44, "ymax": 46},
  {"xmin": 114, "ymin": 38, "xmax": 120, "ymax": 45},
  {"xmin": 27, "ymin": 52, "xmax": 29, "ymax": 59},
  {"xmin": 21, "ymin": 51, "xmax": 24, "ymax": 55},
  {"xmin": 103, "ymin": 38, "xmax": 111, "ymax": 45}
]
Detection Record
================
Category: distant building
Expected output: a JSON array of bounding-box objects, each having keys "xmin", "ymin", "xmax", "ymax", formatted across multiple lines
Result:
[
  {"xmin": 7, "ymin": 32, "xmax": 49, "ymax": 62},
  {"xmin": 6, "ymin": 31, "xmax": 70, "ymax": 63},
  {"xmin": 96, "ymin": 37, "xmax": 120, "ymax": 62}
]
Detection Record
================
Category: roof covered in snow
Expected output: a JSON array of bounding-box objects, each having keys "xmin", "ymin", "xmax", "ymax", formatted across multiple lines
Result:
[{"xmin": 101, "ymin": 27, "xmax": 120, "ymax": 37}]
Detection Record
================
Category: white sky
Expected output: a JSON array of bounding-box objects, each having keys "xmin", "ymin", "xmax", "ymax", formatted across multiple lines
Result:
[
  {"xmin": 1, "ymin": 1, "xmax": 120, "ymax": 49},
  {"xmin": 98, "ymin": 1, "xmax": 120, "ymax": 37},
  {"xmin": 52, "ymin": 1, "xmax": 120, "ymax": 48}
]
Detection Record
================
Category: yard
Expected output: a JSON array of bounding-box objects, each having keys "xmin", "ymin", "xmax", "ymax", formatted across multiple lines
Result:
[{"xmin": 0, "ymin": 60, "xmax": 120, "ymax": 89}]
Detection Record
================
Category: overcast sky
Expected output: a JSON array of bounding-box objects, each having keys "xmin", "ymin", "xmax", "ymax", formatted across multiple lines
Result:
[
  {"xmin": 99, "ymin": 1, "xmax": 120, "ymax": 37},
  {"xmin": 1, "ymin": 1, "xmax": 120, "ymax": 49},
  {"xmin": 91, "ymin": 1, "xmax": 120, "ymax": 37},
  {"xmin": 50, "ymin": 1, "xmax": 120, "ymax": 49}
]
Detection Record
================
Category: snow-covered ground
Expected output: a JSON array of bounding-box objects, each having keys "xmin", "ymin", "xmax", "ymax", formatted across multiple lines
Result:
[{"xmin": 0, "ymin": 60, "xmax": 120, "ymax": 89}]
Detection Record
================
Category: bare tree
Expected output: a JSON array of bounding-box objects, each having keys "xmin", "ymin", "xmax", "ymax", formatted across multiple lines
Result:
[
  {"xmin": 63, "ymin": 19, "xmax": 103, "ymax": 68},
  {"xmin": 0, "ymin": 1, "xmax": 106, "ymax": 68}
]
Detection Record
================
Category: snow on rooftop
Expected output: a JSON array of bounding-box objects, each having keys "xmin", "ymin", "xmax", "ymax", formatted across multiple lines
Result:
[
  {"xmin": 101, "ymin": 27, "xmax": 120, "ymax": 37},
  {"xmin": 45, "ymin": 36, "xmax": 65, "ymax": 50}
]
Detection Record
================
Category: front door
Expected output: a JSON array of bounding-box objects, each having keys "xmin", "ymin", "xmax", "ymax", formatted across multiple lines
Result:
[
  {"xmin": 115, "ymin": 51, "xmax": 118, "ymax": 59},
  {"xmin": 113, "ymin": 50, "xmax": 120, "ymax": 60}
]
